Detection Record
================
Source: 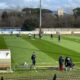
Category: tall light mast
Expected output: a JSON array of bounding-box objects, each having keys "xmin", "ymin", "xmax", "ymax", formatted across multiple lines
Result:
[{"xmin": 39, "ymin": 0, "xmax": 42, "ymax": 37}]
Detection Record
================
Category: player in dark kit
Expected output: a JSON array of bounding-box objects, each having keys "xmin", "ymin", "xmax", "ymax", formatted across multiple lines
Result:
[
  {"xmin": 50, "ymin": 34, "xmax": 53, "ymax": 39},
  {"xmin": 30, "ymin": 52, "xmax": 36, "ymax": 70},
  {"xmin": 31, "ymin": 53, "xmax": 36, "ymax": 65},
  {"xmin": 33, "ymin": 34, "xmax": 36, "ymax": 39},
  {"xmin": 39, "ymin": 33, "xmax": 42, "ymax": 39},
  {"xmin": 58, "ymin": 34, "xmax": 61, "ymax": 42},
  {"xmin": 65, "ymin": 57, "xmax": 74, "ymax": 71},
  {"xmin": 57, "ymin": 32, "xmax": 61, "ymax": 42},
  {"xmin": 59, "ymin": 56, "xmax": 64, "ymax": 71}
]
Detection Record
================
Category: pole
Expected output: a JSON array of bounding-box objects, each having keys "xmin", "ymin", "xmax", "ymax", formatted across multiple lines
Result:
[{"xmin": 39, "ymin": 0, "xmax": 42, "ymax": 38}]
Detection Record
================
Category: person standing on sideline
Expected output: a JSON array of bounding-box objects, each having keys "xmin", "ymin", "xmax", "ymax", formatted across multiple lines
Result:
[
  {"xmin": 30, "ymin": 52, "xmax": 36, "ymax": 70},
  {"xmin": 59, "ymin": 56, "xmax": 64, "ymax": 71},
  {"xmin": 65, "ymin": 57, "xmax": 74, "ymax": 71},
  {"xmin": 33, "ymin": 34, "xmax": 36, "ymax": 39},
  {"xmin": 50, "ymin": 34, "xmax": 53, "ymax": 39},
  {"xmin": 39, "ymin": 33, "xmax": 42, "ymax": 39},
  {"xmin": 58, "ymin": 34, "xmax": 61, "ymax": 42},
  {"xmin": 57, "ymin": 32, "xmax": 61, "ymax": 42},
  {"xmin": 28, "ymin": 33, "xmax": 32, "ymax": 39}
]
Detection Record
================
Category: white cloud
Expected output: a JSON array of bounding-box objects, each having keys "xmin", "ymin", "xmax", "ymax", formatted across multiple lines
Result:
[
  {"xmin": 0, "ymin": 0, "xmax": 80, "ymax": 12},
  {"xmin": 24, "ymin": 0, "xmax": 33, "ymax": 2},
  {"xmin": 0, "ymin": 2, "xmax": 9, "ymax": 9}
]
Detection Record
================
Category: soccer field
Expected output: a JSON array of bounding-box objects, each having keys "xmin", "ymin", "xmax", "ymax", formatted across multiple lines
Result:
[{"xmin": 0, "ymin": 34, "xmax": 80, "ymax": 69}]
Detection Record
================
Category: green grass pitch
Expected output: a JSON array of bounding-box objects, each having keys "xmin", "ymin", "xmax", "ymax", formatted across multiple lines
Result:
[{"xmin": 0, "ymin": 34, "xmax": 80, "ymax": 69}]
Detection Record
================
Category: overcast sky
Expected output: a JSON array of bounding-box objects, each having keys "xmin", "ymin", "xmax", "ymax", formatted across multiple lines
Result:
[{"xmin": 0, "ymin": 0, "xmax": 80, "ymax": 11}]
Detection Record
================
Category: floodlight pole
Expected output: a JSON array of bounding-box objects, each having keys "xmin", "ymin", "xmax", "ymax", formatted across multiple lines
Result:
[{"xmin": 39, "ymin": 0, "xmax": 42, "ymax": 37}]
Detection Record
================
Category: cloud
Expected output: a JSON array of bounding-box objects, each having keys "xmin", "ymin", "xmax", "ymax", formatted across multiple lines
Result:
[
  {"xmin": 0, "ymin": 2, "xmax": 9, "ymax": 9},
  {"xmin": 0, "ymin": 0, "xmax": 80, "ymax": 12},
  {"xmin": 24, "ymin": 0, "xmax": 30, "ymax": 1}
]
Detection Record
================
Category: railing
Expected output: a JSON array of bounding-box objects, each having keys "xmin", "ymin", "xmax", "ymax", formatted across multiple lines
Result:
[
  {"xmin": 0, "ymin": 71, "xmax": 80, "ymax": 80},
  {"xmin": 0, "ymin": 76, "xmax": 53, "ymax": 80},
  {"xmin": 0, "ymin": 74, "xmax": 80, "ymax": 80},
  {"xmin": 53, "ymin": 71, "xmax": 80, "ymax": 80}
]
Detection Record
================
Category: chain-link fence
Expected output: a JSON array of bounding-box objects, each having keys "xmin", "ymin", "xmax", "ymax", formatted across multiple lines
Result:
[
  {"xmin": 0, "ymin": 70, "xmax": 80, "ymax": 80},
  {"xmin": 54, "ymin": 70, "xmax": 80, "ymax": 80},
  {"xmin": 0, "ymin": 76, "xmax": 53, "ymax": 80}
]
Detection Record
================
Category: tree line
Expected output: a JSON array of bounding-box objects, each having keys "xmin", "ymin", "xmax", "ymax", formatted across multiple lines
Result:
[{"xmin": 0, "ymin": 7, "xmax": 80, "ymax": 31}]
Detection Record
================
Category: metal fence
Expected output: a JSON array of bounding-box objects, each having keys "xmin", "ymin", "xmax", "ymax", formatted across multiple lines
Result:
[
  {"xmin": 54, "ymin": 70, "xmax": 80, "ymax": 80},
  {"xmin": 0, "ymin": 70, "xmax": 80, "ymax": 80},
  {"xmin": 0, "ymin": 76, "xmax": 53, "ymax": 80}
]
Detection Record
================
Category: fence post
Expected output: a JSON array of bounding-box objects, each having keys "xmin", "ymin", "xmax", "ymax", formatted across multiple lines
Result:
[
  {"xmin": 53, "ymin": 74, "xmax": 57, "ymax": 80},
  {"xmin": 1, "ymin": 76, "xmax": 4, "ymax": 80}
]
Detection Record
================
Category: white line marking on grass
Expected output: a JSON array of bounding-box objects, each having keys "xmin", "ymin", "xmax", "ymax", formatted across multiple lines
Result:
[
  {"xmin": 74, "ymin": 62, "xmax": 80, "ymax": 63},
  {"xmin": 36, "ymin": 66, "xmax": 57, "ymax": 68},
  {"xmin": 74, "ymin": 67, "xmax": 80, "ymax": 70},
  {"xmin": 36, "ymin": 61, "xmax": 58, "ymax": 64},
  {"xmin": 37, "ymin": 63, "xmax": 58, "ymax": 64}
]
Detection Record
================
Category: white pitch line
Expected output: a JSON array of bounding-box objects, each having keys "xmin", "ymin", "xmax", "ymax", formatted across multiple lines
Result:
[
  {"xmin": 36, "ymin": 66, "xmax": 57, "ymax": 68},
  {"xmin": 74, "ymin": 62, "xmax": 80, "ymax": 63},
  {"xmin": 36, "ymin": 63, "xmax": 58, "ymax": 64}
]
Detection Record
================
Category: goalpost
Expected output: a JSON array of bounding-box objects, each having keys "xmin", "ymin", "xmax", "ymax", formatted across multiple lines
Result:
[{"xmin": 0, "ymin": 50, "xmax": 11, "ymax": 71}]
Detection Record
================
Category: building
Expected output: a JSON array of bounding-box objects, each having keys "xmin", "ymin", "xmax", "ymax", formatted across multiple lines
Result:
[{"xmin": 58, "ymin": 8, "xmax": 64, "ymax": 17}]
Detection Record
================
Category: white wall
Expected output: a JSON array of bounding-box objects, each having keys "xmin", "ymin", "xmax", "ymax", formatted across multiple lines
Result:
[{"xmin": 0, "ymin": 28, "xmax": 80, "ymax": 34}]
